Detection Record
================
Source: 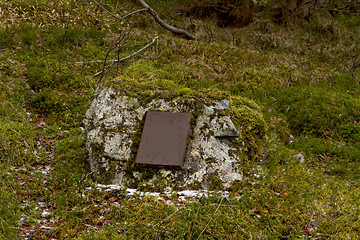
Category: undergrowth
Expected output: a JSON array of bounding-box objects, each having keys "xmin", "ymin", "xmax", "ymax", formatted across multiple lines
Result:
[{"xmin": 0, "ymin": 0, "xmax": 359, "ymax": 238}]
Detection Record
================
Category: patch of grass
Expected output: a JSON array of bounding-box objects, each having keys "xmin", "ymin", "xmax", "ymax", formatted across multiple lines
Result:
[
  {"xmin": 0, "ymin": 77, "xmax": 37, "ymax": 166},
  {"xmin": 0, "ymin": 165, "xmax": 20, "ymax": 239},
  {"xmin": 270, "ymin": 86, "xmax": 360, "ymax": 137},
  {"xmin": 25, "ymin": 57, "xmax": 78, "ymax": 92},
  {"xmin": 290, "ymin": 136, "xmax": 360, "ymax": 179},
  {"xmin": 71, "ymin": 157, "xmax": 360, "ymax": 239},
  {"xmin": 0, "ymin": 119, "xmax": 37, "ymax": 165}
]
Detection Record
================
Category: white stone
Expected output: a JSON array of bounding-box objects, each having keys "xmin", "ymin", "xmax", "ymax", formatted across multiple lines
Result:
[{"xmin": 295, "ymin": 153, "xmax": 305, "ymax": 163}]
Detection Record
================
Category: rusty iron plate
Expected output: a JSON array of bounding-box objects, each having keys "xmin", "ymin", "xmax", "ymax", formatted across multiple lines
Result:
[{"xmin": 135, "ymin": 111, "xmax": 191, "ymax": 168}]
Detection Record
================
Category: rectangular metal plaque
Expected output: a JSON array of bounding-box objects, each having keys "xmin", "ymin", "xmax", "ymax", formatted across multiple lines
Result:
[{"xmin": 135, "ymin": 111, "xmax": 191, "ymax": 168}]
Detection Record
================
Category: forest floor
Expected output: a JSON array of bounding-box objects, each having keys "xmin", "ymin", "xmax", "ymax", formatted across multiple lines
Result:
[{"xmin": 0, "ymin": 0, "xmax": 359, "ymax": 239}]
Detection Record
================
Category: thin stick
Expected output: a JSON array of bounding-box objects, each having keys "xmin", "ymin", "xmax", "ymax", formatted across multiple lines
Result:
[
  {"xmin": 109, "ymin": 8, "xmax": 148, "ymax": 25},
  {"xmin": 91, "ymin": 0, "xmax": 196, "ymax": 39},
  {"xmin": 60, "ymin": 0, "xmax": 78, "ymax": 59},
  {"xmin": 98, "ymin": 43, "xmax": 117, "ymax": 85},
  {"xmin": 197, "ymin": 197, "xmax": 224, "ymax": 240},
  {"xmin": 73, "ymin": 36, "xmax": 158, "ymax": 65},
  {"xmin": 94, "ymin": 36, "xmax": 159, "ymax": 86},
  {"xmin": 152, "ymin": 208, "xmax": 180, "ymax": 229},
  {"xmin": 91, "ymin": 0, "xmax": 147, "ymax": 22},
  {"xmin": 79, "ymin": 74, "xmax": 95, "ymax": 93},
  {"xmin": 137, "ymin": 0, "xmax": 196, "ymax": 40}
]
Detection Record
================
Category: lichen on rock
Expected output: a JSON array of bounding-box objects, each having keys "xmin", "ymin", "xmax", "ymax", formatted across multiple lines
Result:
[{"xmin": 84, "ymin": 84, "xmax": 266, "ymax": 191}]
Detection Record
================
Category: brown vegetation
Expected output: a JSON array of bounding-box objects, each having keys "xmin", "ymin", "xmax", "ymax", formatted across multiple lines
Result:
[{"xmin": 180, "ymin": 0, "xmax": 254, "ymax": 27}]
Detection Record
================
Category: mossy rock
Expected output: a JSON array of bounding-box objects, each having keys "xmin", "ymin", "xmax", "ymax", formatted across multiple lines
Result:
[{"xmin": 84, "ymin": 82, "xmax": 266, "ymax": 191}]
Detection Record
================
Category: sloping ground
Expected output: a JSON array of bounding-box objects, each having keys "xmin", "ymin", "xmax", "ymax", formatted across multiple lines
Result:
[{"xmin": 0, "ymin": 0, "xmax": 359, "ymax": 238}]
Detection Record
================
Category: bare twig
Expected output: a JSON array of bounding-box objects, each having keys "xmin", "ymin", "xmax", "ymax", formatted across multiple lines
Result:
[
  {"xmin": 72, "ymin": 36, "xmax": 159, "ymax": 65},
  {"xmin": 91, "ymin": 0, "xmax": 147, "ymax": 22},
  {"xmin": 108, "ymin": 36, "xmax": 158, "ymax": 62},
  {"xmin": 70, "ymin": 59, "xmax": 119, "ymax": 64},
  {"xmin": 79, "ymin": 74, "xmax": 95, "ymax": 93},
  {"xmin": 115, "ymin": 28, "xmax": 134, "ymax": 72},
  {"xmin": 151, "ymin": 208, "xmax": 180, "ymax": 229},
  {"xmin": 203, "ymin": 23, "xmax": 214, "ymax": 43},
  {"xmin": 60, "ymin": 0, "xmax": 78, "ymax": 59},
  {"xmin": 98, "ymin": 42, "xmax": 118, "ymax": 85},
  {"xmin": 79, "ymin": 170, "xmax": 94, "ymax": 198},
  {"xmin": 95, "ymin": 29, "xmax": 130, "ymax": 86},
  {"xmin": 155, "ymin": 36, "xmax": 159, "ymax": 58},
  {"xmin": 137, "ymin": 0, "xmax": 196, "ymax": 40},
  {"xmin": 91, "ymin": 0, "xmax": 196, "ymax": 39},
  {"xmin": 93, "ymin": 61, "xmax": 115, "ymax": 78},
  {"xmin": 8, "ymin": 128, "xmax": 39, "ymax": 159},
  {"xmin": 0, "ymin": 21, "xmax": 25, "ymax": 47},
  {"xmin": 281, "ymin": 0, "xmax": 315, "ymax": 20},
  {"xmin": 91, "ymin": 0, "xmax": 122, "ymax": 20},
  {"xmin": 109, "ymin": 8, "xmax": 149, "ymax": 25},
  {"xmin": 197, "ymin": 197, "xmax": 224, "ymax": 240},
  {"xmin": 94, "ymin": 36, "xmax": 159, "ymax": 87}
]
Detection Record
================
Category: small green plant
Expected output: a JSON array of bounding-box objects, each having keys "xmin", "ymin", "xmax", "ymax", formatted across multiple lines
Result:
[
  {"xmin": 177, "ymin": 87, "xmax": 192, "ymax": 96},
  {"xmin": 0, "ymin": 166, "xmax": 20, "ymax": 239},
  {"xmin": 0, "ymin": 120, "xmax": 37, "ymax": 165},
  {"xmin": 19, "ymin": 23, "xmax": 39, "ymax": 46},
  {"xmin": 0, "ymin": 97, "xmax": 36, "ymax": 166},
  {"xmin": 29, "ymin": 88, "xmax": 63, "ymax": 115},
  {"xmin": 337, "ymin": 123, "xmax": 360, "ymax": 143},
  {"xmin": 271, "ymin": 86, "xmax": 360, "ymax": 138}
]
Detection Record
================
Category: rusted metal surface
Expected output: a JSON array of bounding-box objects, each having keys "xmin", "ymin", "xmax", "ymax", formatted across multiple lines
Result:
[{"xmin": 135, "ymin": 111, "xmax": 191, "ymax": 168}]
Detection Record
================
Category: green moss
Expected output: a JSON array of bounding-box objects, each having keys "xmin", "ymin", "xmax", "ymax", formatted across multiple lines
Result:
[
  {"xmin": 0, "ymin": 119, "xmax": 36, "ymax": 166},
  {"xmin": 204, "ymin": 172, "xmax": 224, "ymax": 190},
  {"xmin": 29, "ymin": 87, "xmax": 64, "ymax": 115},
  {"xmin": 266, "ymin": 145, "xmax": 297, "ymax": 171},
  {"xmin": 290, "ymin": 136, "xmax": 360, "ymax": 177},
  {"xmin": 218, "ymin": 110, "xmax": 228, "ymax": 116},
  {"xmin": 140, "ymin": 168, "xmax": 157, "ymax": 180},
  {"xmin": 177, "ymin": 87, "xmax": 192, "ymax": 96},
  {"xmin": 89, "ymin": 140, "xmax": 104, "ymax": 156},
  {"xmin": 230, "ymin": 99, "xmax": 267, "ymax": 163},
  {"xmin": 228, "ymin": 180, "xmax": 243, "ymax": 192},
  {"xmin": 106, "ymin": 75, "xmax": 229, "ymax": 103},
  {"xmin": 123, "ymin": 59, "xmax": 159, "ymax": 81},
  {"xmin": 271, "ymin": 86, "xmax": 360, "ymax": 138},
  {"xmin": 205, "ymin": 158, "xmax": 217, "ymax": 164},
  {"xmin": 0, "ymin": 164, "xmax": 20, "ymax": 239},
  {"xmin": 138, "ymin": 175, "xmax": 167, "ymax": 192},
  {"xmin": 19, "ymin": 23, "xmax": 40, "ymax": 46}
]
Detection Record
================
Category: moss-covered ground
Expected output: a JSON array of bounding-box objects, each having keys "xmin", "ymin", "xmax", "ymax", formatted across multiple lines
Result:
[{"xmin": 0, "ymin": 0, "xmax": 359, "ymax": 238}]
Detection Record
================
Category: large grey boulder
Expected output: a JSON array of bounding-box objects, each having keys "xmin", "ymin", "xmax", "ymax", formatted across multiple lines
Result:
[{"xmin": 84, "ymin": 87, "xmax": 245, "ymax": 190}]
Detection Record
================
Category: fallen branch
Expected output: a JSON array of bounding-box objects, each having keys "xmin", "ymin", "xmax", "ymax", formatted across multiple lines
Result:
[
  {"xmin": 137, "ymin": 0, "xmax": 196, "ymax": 40},
  {"xmin": 91, "ymin": 0, "xmax": 196, "ymax": 39}
]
